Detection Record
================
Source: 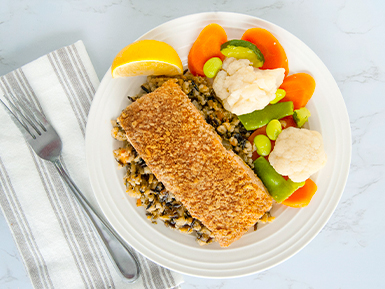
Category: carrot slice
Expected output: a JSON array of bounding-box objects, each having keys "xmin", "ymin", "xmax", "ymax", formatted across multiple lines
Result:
[
  {"xmin": 188, "ymin": 24, "xmax": 227, "ymax": 76},
  {"xmin": 241, "ymin": 28, "xmax": 289, "ymax": 76},
  {"xmin": 279, "ymin": 73, "xmax": 316, "ymax": 110},
  {"xmin": 282, "ymin": 178, "xmax": 317, "ymax": 208}
]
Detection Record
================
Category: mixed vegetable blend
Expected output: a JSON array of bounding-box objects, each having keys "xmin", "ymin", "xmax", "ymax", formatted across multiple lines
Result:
[
  {"xmin": 186, "ymin": 23, "xmax": 326, "ymax": 208},
  {"xmin": 111, "ymin": 23, "xmax": 327, "ymax": 209}
]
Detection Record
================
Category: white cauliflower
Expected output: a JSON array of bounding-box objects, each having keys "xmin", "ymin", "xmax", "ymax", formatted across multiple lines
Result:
[
  {"xmin": 269, "ymin": 127, "xmax": 327, "ymax": 182},
  {"xmin": 213, "ymin": 57, "xmax": 285, "ymax": 115}
]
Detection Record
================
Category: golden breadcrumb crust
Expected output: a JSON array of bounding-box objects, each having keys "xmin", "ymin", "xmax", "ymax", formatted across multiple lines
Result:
[{"xmin": 118, "ymin": 80, "xmax": 273, "ymax": 247}]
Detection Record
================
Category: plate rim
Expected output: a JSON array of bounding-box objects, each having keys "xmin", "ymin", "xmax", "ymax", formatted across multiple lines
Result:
[{"xmin": 85, "ymin": 11, "xmax": 351, "ymax": 278}]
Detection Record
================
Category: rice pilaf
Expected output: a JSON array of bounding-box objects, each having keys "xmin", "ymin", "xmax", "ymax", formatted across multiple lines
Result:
[{"xmin": 111, "ymin": 72, "xmax": 274, "ymax": 245}]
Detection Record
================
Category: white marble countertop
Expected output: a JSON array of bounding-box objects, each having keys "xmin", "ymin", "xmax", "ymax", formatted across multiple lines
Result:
[{"xmin": 1, "ymin": 0, "xmax": 384, "ymax": 288}]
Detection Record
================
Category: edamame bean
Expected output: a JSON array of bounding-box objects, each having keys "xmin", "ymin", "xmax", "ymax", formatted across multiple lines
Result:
[
  {"xmin": 254, "ymin": 134, "xmax": 272, "ymax": 156},
  {"xmin": 266, "ymin": 119, "xmax": 282, "ymax": 140},
  {"xmin": 203, "ymin": 57, "xmax": 223, "ymax": 78},
  {"xmin": 270, "ymin": 89, "xmax": 286, "ymax": 104}
]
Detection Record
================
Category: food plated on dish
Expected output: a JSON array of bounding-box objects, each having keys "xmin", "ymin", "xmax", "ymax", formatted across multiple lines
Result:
[
  {"xmin": 111, "ymin": 23, "xmax": 327, "ymax": 247},
  {"xmin": 85, "ymin": 12, "xmax": 350, "ymax": 277}
]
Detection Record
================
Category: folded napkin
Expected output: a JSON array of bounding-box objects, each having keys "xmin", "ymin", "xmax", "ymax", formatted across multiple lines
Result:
[{"xmin": 0, "ymin": 40, "xmax": 183, "ymax": 289}]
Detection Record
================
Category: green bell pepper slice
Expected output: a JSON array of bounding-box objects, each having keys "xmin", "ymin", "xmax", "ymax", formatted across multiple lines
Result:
[
  {"xmin": 238, "ymin": 101, "xmax": 294, "ymax": 131},
  {"xmin": 253, "ymin": 157, "xmax": 305, "ymax": 203}
]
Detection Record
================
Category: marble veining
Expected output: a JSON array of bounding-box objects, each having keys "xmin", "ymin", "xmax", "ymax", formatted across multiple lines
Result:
[
  {"xmin": 0, "ymin": 268, "xmax": 17, "ymax": 284},
  {"xmin": 338, "ymin": 66, "xmax": 383, "ymax": 84},
  {"xmin": 247, "ymin": 1, "xmax": 286, "ymax": 14},
  {"xmin": 67, "ymin": 0, "xmax": 124, "ymax": 14},
  {"xmin": 334, "ymin": 0, "xmax": 380, "ymax": 35},
  {"xmin": 1, "ymin": 0, "xmax": 385, "ymax": 288}
]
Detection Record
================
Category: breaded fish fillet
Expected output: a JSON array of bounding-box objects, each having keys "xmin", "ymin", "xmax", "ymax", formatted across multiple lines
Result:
[{"xmin": 118, "ymin": 79, "xmax": 273, "ymax": 247}]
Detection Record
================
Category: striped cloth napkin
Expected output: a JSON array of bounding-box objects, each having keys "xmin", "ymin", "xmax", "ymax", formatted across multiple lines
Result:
[{"xmin": 0, "ymin": 40, "xmax": 183, "ymax": 289}]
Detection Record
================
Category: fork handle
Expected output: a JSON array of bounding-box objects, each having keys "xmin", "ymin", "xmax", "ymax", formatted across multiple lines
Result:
[{"xmin": 53, "ymin": 159, "xmax": 140, "ymax": 282}]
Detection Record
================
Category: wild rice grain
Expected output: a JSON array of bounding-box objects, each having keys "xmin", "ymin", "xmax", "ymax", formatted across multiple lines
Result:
[{"xmin": 112, "ymin": 72, "xmax": 271, "ymax": 245}]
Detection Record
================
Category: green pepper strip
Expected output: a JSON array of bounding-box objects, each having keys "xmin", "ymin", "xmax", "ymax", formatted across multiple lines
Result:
[
  {"xmin": 238, "ymin": 101, "xmax": 294, "ymax": 131},
  {"xmin": 253, "ymin": 157, "xmax": 305, "ymax": 203}
]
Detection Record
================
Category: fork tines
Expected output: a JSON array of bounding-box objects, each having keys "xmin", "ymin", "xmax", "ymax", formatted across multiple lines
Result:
[{"xmin": 0, "ymin": 93, "xmax": 47, "ymax": 139}]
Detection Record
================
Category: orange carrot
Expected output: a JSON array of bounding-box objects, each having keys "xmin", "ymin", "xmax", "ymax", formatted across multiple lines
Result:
[
  {"xmin": 188, "ymin": 24, "xmax": 227, "ymax": 76},
  {"xmin": 241, "ymin": 28, "xmax": 289, "ymax": 76},
  {"xmin": 279, "ymin": 73, "xmax": 316, "ymax": 110},
  {"xmin": 282, "ymin": 178, "xmax": 317, "ymax": 208}
]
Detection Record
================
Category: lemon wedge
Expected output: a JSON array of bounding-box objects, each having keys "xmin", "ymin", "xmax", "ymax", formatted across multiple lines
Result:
[{"xmin": 111, "ymin": 40, "xmax": 183, "ymax": 78}]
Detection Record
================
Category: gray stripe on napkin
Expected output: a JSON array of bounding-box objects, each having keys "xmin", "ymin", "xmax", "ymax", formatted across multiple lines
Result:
[
  {"xmin": 1, "ymin": 70, "xmax": 49, "ymax": 125},
  {"xmin": 67, "ymin": 45, "xmax": 95, "ymax": 102},
  {"xmin": 71, "ymin": 44, "xmax": 96, "ymax": 97},
  {"xmin": 7, "ymin": 69, "xmax": 46, "ymax": 116},
  {"xmin": 17, "ymin": 68, "xmax": 45, "ymax": 112},
  {"xmin": 47, "ymin": 45, "xmax": 116, "ymax": 286},
  {"xmin": 149, "ymin": 258, "xmax": 169, "ymax": 287},
  {"xmin": 58, "ymin": 158, "xmax": 115, "ymax": 288},
  {"xmin": 137, "ymin": 253, "xmax": 152, "ymax": 289},
  {"xmin": 137, "ymin": 251, "xmax": 174, "ymax": 289},
  {"xmin": 3, "ymin": 70, "xmax": 115, "ymax": 289},
  {"xmin": 159, "ymin": 267, "xmax": 171, "ymax": 288},
  {"xmin": 45, "ymin": 47, "xmax": 115, "ymax": 287},
  {"xmin": 161, "ymin": 262, "xmax": 174, "ymax": 286},
  {"xmin": 56, "ymin": 48, "xmax": 91, "ymax": 118},
  {"xmin": 0, "ymin": 72, "xmax": 90, "ymax": 288},
  {"xmin": 36, "ymin": 157, "xmax": 112, "ymax": 289},
  {"xmin": 31, "ymin": 153, "xmax": 96, "ymax": 289},
  {"xmin": 0, "ymin": 81, "xmax": 85, "ymax": 288},
  {"xmin": 134, "ymin": 253, "xmax": 149, "ymax": 289},
  {"xmin": 47, "ymin": 53, "xmax": 87, "ymax": 137},
  {"xmin": 0, "ymin": 158, "xmax": 54, "ymax": 289}
]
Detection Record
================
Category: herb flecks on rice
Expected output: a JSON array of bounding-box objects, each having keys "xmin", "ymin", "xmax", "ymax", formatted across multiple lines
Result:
[{"xmin": 112, "ymin": 73, "xmax": 273, "ymax": 245}]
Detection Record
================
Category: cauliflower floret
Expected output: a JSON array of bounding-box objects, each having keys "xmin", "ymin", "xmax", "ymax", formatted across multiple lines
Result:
[
  {"xmin": 269, "ymin": 127, "xmax": 327, "ymax": 182},
  {"xmin": 213, "ymin": 57, "xmax": 285, "ymax": 115}
]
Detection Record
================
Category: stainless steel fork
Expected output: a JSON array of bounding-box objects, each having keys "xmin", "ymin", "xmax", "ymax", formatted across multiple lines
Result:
[{"xmin": 0, "ymin": 93, "xmax": 140, "ymax": 282}]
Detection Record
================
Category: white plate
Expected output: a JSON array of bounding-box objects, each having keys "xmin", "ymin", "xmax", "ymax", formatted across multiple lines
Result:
[{"xmin": 85, "ymin": 12, "xmax": 351, "ymax": 278}]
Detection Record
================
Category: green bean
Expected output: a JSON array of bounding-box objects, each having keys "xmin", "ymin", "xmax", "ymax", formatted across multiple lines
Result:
[
  {"xmin": 266, "ymin": 119, "xmax": 282, "ymax": 140},
  {"xmin": 254, "ymin": 135, "xmax": 271, "ymax": 156},
  {"xmin": 253, "ymin": 157, "xmax": 305, "ymax": 203}
]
